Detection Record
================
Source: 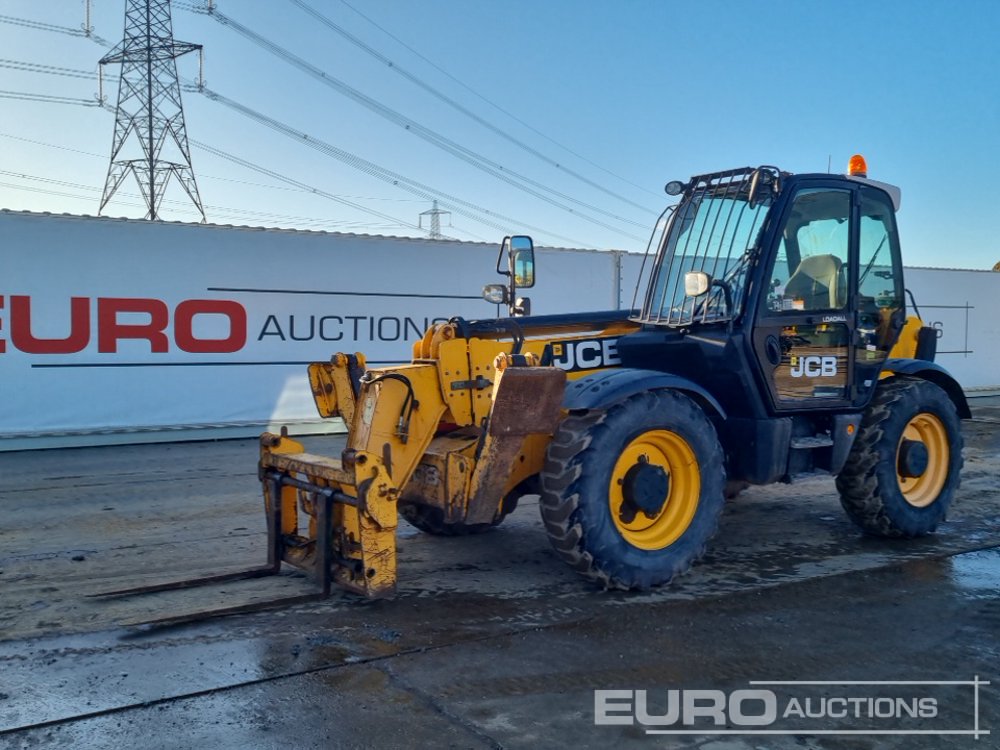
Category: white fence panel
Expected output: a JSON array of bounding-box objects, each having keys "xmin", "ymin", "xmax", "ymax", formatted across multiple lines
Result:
[{"xmin": 1, "ymin": 211, "xmax": 996, "ymax": 450}]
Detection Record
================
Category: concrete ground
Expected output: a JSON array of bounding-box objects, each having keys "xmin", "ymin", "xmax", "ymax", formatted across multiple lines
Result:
[{"xmin": 0, "ymin": 401, "xmax": 997, "ymax": 749}]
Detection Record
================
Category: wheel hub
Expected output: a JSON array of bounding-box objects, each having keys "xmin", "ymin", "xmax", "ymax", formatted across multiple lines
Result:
[
  {"xmin": 620, "ymin": 457, "xmax": 670, "ymax": 523},
  {"xmin": 897, "ymin": 439, "xmax": 929, "ymax": 478},
  {"xmin": 896, "ymin": 412, "xmax": 949, "ymax": 508},
  {"xmin": 608, "ymin": 429, "xmax": 701, "ymax": 550}
]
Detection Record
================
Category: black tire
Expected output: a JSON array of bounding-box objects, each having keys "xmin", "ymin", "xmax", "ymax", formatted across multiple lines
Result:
[
  {"xmin": 539, "ymin": 390, "xmax": 726, "ymax": 590},
  {"xmin": 836, "ymin": 377, "xmax": 963, "ymax": 537},
  {"xmin": 399, "ymin": 486, "xmax": 521, "ymax": 537}
]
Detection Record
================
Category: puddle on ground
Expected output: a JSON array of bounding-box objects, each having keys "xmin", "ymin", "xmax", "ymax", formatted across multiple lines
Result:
[{"xmin": 944, "ymin": 548, "xmax": 1000, "ymax": 599}]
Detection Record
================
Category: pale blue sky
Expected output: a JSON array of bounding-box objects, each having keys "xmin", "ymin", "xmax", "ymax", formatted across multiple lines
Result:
[{"xmin": 1, "ymin": 0, "xmax": 997, "ymax": 267}]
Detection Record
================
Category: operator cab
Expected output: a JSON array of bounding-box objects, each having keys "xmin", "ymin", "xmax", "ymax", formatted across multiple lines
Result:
[{"xmin": 629, "ymin": 157, "xmax": 907, "ymax": 417}]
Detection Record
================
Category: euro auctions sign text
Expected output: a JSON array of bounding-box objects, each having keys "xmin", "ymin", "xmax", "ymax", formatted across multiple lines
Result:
[
  {"xmin": 0, "ymin": 295, "xmax": 454, "ymax": 356},
  {"xmin": 594, "ymin": 678, "xmax": 990, "ymax": 739},
  {"xmin": 0, "ymin": 296, "xmax": 247, "ymax": 355}
]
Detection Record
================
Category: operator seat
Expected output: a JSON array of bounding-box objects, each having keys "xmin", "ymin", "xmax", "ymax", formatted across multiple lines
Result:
[{"xmin": 784, "ymin": 254, "xmax": 844, "ymax": 310}]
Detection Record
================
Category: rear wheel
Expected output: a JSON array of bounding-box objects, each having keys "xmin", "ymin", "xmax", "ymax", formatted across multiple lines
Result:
[
  {"xmin": 836, "ymin": 377, "xmax": 963, "ymax": 537},
  {"xmin": 539, "ymin": 390, "xmax": 725, "ymax": 590}
]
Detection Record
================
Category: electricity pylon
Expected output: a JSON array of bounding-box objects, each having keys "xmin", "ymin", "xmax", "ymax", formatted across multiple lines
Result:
[
  {"xmin": 419, "ymin": 199, "xmax": 450, "ymax": 239},
  {"xmin": 99, "ymin": 0, "xmax": 205, "ymax": 221}
]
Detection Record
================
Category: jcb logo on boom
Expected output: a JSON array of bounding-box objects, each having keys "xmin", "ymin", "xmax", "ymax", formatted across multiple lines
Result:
[
  {"xmin": 789, "ymin": 355, "xmax": 838, "ymax": 378},
  {"xmin": 550, "ymin": 337, "xmax": 621, "ymax": 372}
]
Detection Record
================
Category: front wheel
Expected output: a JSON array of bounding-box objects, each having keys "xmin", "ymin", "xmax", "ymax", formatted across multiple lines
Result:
[
  {"xmin": 836, "ymin": 377, "xmax": 963, "ymax": 537},
  {"xmin": 539, "ymin": 390, "xmax": 725, "ymax": 590}
]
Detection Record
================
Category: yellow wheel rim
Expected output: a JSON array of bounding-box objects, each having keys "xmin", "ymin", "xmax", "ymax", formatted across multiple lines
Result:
[
  {"xmin": 896, "ymin": 413, "xmax": 949, "ymax": 508},
  {"xmin": 609, "ymin": 429, "xmax": 700, "ymax": 550}
]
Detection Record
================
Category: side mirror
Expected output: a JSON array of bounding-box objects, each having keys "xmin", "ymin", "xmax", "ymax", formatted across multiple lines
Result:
[
  {"xmin": 509, "ymin": 236, "xmax": 535, "ymax": 288},
  {"xmin": 684, "ymin": 271, "xmax": 712, "ymax": 297},
  {"xmin": 492, "ymin": 234, "xmax": 535, "ymax": 318}
]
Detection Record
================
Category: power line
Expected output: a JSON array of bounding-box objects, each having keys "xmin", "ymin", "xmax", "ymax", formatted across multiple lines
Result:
[
  {"xmin": 2, "ymin": 171, "xmax": 510, "ymax": 245},
  {"xmin": 0, "ymin": 169, "xmax": 414, "ymax": 232},
  {"xmin": 0, "ymin": 17, "xmax": 593, "ymax": 246},
  {"xmin": 0, "ymin": 89, "xmax": 99, "ymax": 106},
  {"xmin": 191, "ymin": 5, "xmax": 646, "ymax": 239},
  {"xmin": 194, "ymin": 86, "xmax": 595, "ymax": 247},
  {"xmin": 0, "ymin": 58, "xmax": 96, "ymax": 79},
  {"xmin": 0, "ymin": 131, "xmax": 105, "ymax": 158},
  {"xmin": 0, "ymin": 125, "xmax": 464, "ymax": 241},
  {"xmin": 0, "ymin": 13, "xmax": 87, "ymax": 37},
  {"xmin": 0, "ymin": 77, "xmax": 585, "ymax": 244},
  {"xmin": 187, "ymin": 139, "xmax": 453, "ymax": 237},
  {"xmin": 0, "ymin": 130, "xmax": 420, "ymax": 203},
  {"xmin": 287, "ymin": 0, "xmax": 656, "ymax": 216},
  {"xmin": 0, "ymin": 93, "xmax": 440, "ymax": 237},
  {"xmin": 444, "ymin": 223, "xmax": 491, "ymax": 243},
  {"xmin": 336, "ymin": 0, "xmax": 662, "ymax": 201}
]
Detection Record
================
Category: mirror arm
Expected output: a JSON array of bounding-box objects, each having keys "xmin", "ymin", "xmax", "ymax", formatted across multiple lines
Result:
[
  {"xmin": 508, "ymin": 266, "xmax": 517, "ymax": 316},
  {"xmin": 711, "ymin": 278, "xmax": 734, "ymax": 315},
  {"xmin": 710, "ymin": 278, "xmax": 736, "ymax": 333},
  {"xmin": 496, "ymin": 236, "xmax": 512, "ymax": 276}
]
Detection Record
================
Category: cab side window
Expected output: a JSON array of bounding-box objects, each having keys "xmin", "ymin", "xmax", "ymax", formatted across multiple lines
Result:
[{"xmin": 764, "ymin": 188, "xmax": 851, "ymax": 313}]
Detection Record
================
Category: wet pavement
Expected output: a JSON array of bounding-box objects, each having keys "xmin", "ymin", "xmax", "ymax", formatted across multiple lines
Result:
[{"xmin": 0, "ymin": 404, "xmax": 997, "ymax": 748}]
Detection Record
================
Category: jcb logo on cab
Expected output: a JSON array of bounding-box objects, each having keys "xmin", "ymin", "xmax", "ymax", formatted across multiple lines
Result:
[{"xmin": 790, "ymin": 355, "xmax": 838, "ymax": 378}]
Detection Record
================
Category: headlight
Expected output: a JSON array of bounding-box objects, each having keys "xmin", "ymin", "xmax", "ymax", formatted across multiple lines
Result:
[
  {"xmin": 665, "ymin": 180, "xmax": 686, "ymax": 196},
  {"xmin": 482, "ymin": 284, "xmax": 508, "ymax": 305}
]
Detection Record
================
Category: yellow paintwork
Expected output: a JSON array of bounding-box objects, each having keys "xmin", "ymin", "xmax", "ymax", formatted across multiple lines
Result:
[
  {"xmin": 307, "ymin": 352, "xmax": 365, "ymax": 424},
  {"xmin": 350, "ymin": 364, "xmax": 448, "ymax": 483},
  {"xmin": 435, "ymin": 337, "xmax": 475, "ymax": 426},
  {"xmin": 466, "ymin": 337, "xmax": 503, "ymax": 426},
  {"xmin": 259, "ymin": 436, "xmax": 399, "ymax": 597},
  {"xmin": 880, "ymin": 315, "xmax": 924, "ymax": 380},
  {"xmin": 888, "ymin": 315, "xmax": 922, "ymax": 360},
  {"xmin": 464, "ymin": 361, "xmax": 565, "ymax": 523},
  {"xmin": 399, "ymin": 430, "xmax": 479, "ymax": 520},
  {"xmin": 261, "ymin": 313, "xmax": 642, "ymax": 597},
  {"xmin": 308, "ymin": 363, "xmax": 340, "ymax": 418},
  {"xmin": 896, "ymin": 412, "xmax": 949, "ymax": 508},
  {"xmin": 608, "ymin": 429, "xmax": 701, "ymax": 550}
]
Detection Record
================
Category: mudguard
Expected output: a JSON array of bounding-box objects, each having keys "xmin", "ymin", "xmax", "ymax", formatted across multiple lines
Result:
[
  {"xmin": 882, "ymin": 358, "xmax": 972, "ymax": 419},
  {"xmin": 562, "ymin": 367, "xmax": 726, "ymax": 417}
]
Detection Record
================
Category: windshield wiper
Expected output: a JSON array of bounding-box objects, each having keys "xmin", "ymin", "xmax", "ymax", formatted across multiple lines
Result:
[{"xmin": 859, "ymin": 234, "xmax": 888, "ymax": 286}]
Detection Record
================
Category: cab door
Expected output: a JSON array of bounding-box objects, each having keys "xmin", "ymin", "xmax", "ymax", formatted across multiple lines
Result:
[
  {"xmin": 751, "ymin": 182, "xmax": 855, "ymax": 411},
  {"xmin": 851, "ymin": 186, "xmax": 906, "ymax": 407}
]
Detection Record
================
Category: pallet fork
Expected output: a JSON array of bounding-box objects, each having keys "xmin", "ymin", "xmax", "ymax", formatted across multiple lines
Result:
[
  {"xmin": 93, "ymin": 348, "xmax": 565, "ymax": 628},
  {"xmin": 91, "ymin": 427, "xmax": 400, "ymax": 628}
]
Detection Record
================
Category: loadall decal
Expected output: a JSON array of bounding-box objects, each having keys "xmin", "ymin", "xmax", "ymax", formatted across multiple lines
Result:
[{"xmin": 549, "ymin": 337, "xmax": 622, "ymax": 372}]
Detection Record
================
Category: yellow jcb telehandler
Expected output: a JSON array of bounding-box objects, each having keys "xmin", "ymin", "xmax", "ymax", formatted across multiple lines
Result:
[{"xmin": 102, "ymin": 156, "xmax": 969, "ymax": 623}]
